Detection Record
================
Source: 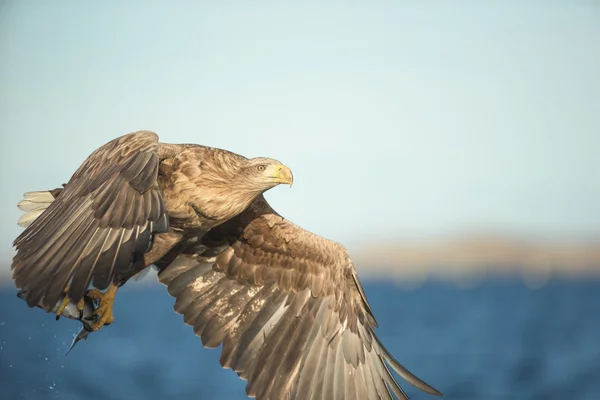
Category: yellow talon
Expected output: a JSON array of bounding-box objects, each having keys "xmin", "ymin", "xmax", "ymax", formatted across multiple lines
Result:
[
  {"xmin": 86, "ymin": 283, "xmax": 118, "ymax": 331},
  {"xmin": 55, "ymin": 286, "xmax": 85, "ymax": 320}
]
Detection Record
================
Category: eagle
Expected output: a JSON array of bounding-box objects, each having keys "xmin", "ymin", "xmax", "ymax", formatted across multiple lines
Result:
[{"xmin": 12, "ymin": 131, "xmax": 442, "ymax": 400}]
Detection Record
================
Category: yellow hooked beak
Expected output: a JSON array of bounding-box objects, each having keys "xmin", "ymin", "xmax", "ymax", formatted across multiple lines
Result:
[{"xmin": 267, "ymin": 164, "xmax": 294, "ymax": 187}]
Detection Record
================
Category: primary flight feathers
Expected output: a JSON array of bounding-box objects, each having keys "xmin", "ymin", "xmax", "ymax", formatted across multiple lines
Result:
[{"xmin": 12, "ymin": 131, "xmax": 442, "ymax": 400}]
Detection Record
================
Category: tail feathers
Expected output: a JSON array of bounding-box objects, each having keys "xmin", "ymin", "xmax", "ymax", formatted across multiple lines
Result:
[{"xmin": 17, "ymin": 190, "xmax": 60, "ymax": 228}]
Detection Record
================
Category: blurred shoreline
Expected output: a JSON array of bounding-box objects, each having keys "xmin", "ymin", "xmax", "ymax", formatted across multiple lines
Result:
[
  {"xmin": 351, "ymin": 234, "xmax": 600, "ymax": 287},
  {"xmin": 2, "ymin": 235, "xmax": 599, "ymax": 288}
]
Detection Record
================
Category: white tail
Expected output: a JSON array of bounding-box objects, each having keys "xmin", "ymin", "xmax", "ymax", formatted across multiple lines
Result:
[{"xmin": 17, "ymin": 191, "xmax": 57, "ymax": 228}]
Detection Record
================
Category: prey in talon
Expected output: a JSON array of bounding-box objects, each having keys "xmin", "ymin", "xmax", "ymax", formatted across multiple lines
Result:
[
  {"xmin": 17, "ymin": 289, "xmax": 97, "ymax": 322},
  {"xmin": 16, "ymin": 289, "xmax": 104, "ymax": 354},
  {"xmin": 66, "ymin": 323, "xmax": 93, "ymax": 355}
]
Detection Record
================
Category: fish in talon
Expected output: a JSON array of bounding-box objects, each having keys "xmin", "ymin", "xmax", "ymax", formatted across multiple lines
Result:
[
  {"xmin": 66, "ymin": 324, "xmax": 93, "ymax": 355},
  {"xmin": 17, "ymin": 289, "xmax": 99, "ymax": 354},
  {"xmin": 17, "ymin": 289, "xmax": 96, "ymax": 321}
]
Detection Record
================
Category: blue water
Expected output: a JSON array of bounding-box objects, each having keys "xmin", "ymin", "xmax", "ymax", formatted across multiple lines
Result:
[{"xmin": 1, "ymin": 278, "xmax": 599, "ymax": 400}]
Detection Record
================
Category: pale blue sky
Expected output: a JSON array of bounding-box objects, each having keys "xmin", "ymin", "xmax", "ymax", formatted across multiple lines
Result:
[{"xmin": 1, "ymin": 1, "xmax": 599, "ymax": 264}]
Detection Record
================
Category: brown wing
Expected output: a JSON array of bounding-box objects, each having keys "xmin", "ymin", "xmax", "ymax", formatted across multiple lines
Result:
[
  {"xmin": 12, "ymin": 131, "xmax": 169, "ymax": 309},
  {"xmin": 157, "ymin": 198, "xmax": 442, "ymax": 400}
]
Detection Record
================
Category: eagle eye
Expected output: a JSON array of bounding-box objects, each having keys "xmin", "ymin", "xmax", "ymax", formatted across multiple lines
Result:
[{"xmin": 256, "ymin": 165, "xmax": 266, "ymax": 172}]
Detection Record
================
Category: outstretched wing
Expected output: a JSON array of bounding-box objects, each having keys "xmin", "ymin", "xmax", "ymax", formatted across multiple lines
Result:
[
  {"xmin": 12, "ymin": 131, "xmax": 169, "ymax": 310},
  {"xmin": 157, "ymin": 198, "xmax": 441, "ymax": 400}
]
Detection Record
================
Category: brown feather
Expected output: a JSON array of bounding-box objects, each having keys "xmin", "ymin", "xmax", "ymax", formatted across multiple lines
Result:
[
  {"xmin": 157, "ymin": 196, "xmax": 443, "ymax": 400},
  {"xmin": 12, "ymin": 131, "xmax": 169, "ymax": 308}
]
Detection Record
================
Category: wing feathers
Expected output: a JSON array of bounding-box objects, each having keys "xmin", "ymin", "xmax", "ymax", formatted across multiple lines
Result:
[
  {"xmin": 232, "ymin": 290, "xmax": 287, "ymax": 375},
  {"xmin": 295, "ymin": 323, "xmax": 327, "ymax": 398},
  {"xmin": 320, "ymin": 336, "xmax": 338, "ymax": 399},
  {"xmin": 69, "ymin": 227, "xmax": 115, "ymax": 301},
  {"xmin": 248, "ymin": 290, "xmax": 310, "ymax": 397},
  {"xmin": 200, "ymin": 285, "xmax": 250, "ymax": 348},
  {"xmin": 261, "ymin": 292, "xmax": 318, "ymax": 399},
  {"xmin": 21, "ymin": 196, "xmax": 93, "ymax": 271},
  {"xmin": 127, "ymin": 153, "xmax": 159, "ymax": 193},
  {"xmin": 219, "ymin": 285, "xmax": 275, "ymax": 369},
  {"xmin": 196, "ymin": 280, "xmax": 245, "ymax": 346},
  {"xmin": 26, "ymin": 203, "xmax": 97, "ymax": 306},
  {"xmin": 155, "ymin": 192, "xmax": 441, "ymax": 399},
  {"xmin": 183, "ymin": 282, "xmax": 220, "ymax": 326},
  {"xmin": 159, "ymin": 238, "xmax": 442, "ymax": 400},
  {"xmin": 353, "ymin": 361, "xmax": 369, "ymax": 400},
  {"xmin": 12, "ymin": 131, "xmax": 169, "ymax": 309},
  {"xmin": 377, "ymin": 337, "xmax": 443, "ymax": 397}
]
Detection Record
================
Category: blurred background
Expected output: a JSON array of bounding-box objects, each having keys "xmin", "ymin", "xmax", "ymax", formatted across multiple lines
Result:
[{"xmin": 1, "ymin": 1, "xmax": 599, "ymax": 399}]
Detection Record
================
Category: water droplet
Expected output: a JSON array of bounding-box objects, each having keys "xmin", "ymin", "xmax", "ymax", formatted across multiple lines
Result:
[
  {"xmin": 9, "ymin": 364, "xmax": 12, "ymax": 368},
  {"xmin": 0, "ymin": 322, "xmax": 5, "ymax": 326},
  {"xmin": 49, "ymin": 386, "xmax": 54, "ymax": 390},
  {"xmin": 45, "ymin": 357, "xmax": 48, "ymax": 361}
]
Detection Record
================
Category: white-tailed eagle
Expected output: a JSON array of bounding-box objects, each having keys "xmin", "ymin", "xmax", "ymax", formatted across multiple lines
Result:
[{"xmin": 12, "ymin": 131, "xmax": 442, "ymax": 400}]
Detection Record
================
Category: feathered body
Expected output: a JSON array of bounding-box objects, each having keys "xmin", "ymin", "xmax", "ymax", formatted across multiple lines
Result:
[{"xmin": 12, "ymin": 131, "xmax": 442, "ymax": 400}]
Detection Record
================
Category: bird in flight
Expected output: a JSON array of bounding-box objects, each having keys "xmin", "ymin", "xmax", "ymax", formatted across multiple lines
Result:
[{"xmin": 12, "ymin": 131, "xmax": 442, "ymax": 399}]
